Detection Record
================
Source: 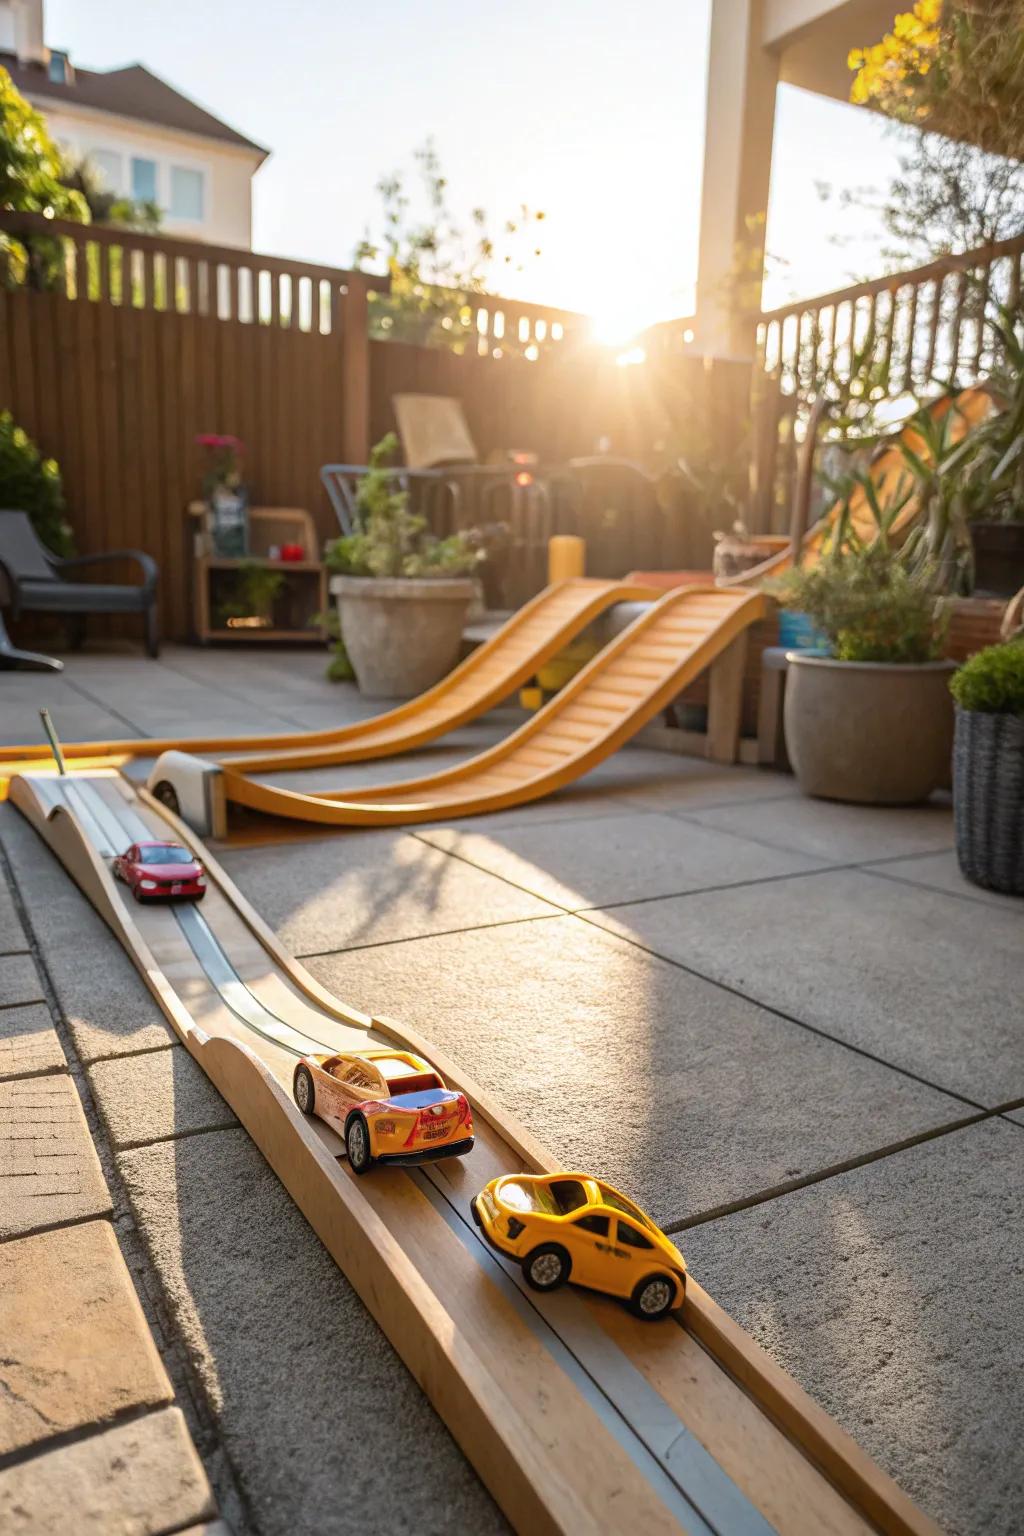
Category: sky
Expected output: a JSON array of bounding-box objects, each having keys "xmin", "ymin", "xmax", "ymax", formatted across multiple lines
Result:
[{"xmin": 46, "ymin": 0, "xmax": 907, "ymax": 337}]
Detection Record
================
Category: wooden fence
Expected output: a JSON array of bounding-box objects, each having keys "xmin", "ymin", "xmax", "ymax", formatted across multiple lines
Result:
[{"xmin": 0, "ymin": 211, "xmax": 743, "ymax": 638}]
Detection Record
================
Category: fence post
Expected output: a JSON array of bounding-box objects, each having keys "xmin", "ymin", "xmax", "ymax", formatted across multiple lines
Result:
[{"xmin": 340, "ymin": 274, "xmax": 371, "ymax": 464}]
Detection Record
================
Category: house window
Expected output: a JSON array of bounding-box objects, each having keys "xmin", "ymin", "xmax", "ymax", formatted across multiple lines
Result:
[
  {"xmin": 48, "ymin": 50, "xmax": 70, "ymax": 84},
  {"xmin": 131, "ymin": 157, "xmax": 158, "ymax": 203},
  {"xmin": 170, "ymin": 166, "xmax": 204, "ymax": 222},
  {"xmin": 89, "ymin": 149, "xmax": 122, "ymax": 192}
]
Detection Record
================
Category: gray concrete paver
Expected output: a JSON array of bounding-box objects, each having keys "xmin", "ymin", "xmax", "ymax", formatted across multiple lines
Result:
[
  {"xmin": 0, "ymin": 1220, "xmax": 173, "ymax": 1456},
  {"xmin": 118, "ymin": 1128, "xmax": 507, "ymax": 1536},
  {"xmin": 862, "ymin": 848, "xmax": 1024, "ymax": 912},
  {"xmin": 0, "ymin": 1001, "xmax": 66, "ymax": 1080},
  {"xmin": 418, "ymin": 809, "xmax": 828, "ymax": 910},
  {"xmin": 308, "ymin": 915, "xmax": 966, "ymax": 1226},
  {"xmin": 0, "ymin": 1406, "xmax": 217, "ymax": 1535},
  {"xmin": 586, "ymin": 868, "xmax": 1024, "ymax": 1107},
  {"xmin": 0, "ymin": 879, "xmax": 28, "ymax": 955},
  {"xmin": 0, "ymin": 953, "xmax": 44, "ymax": 1010},
  {"xmin": 683, "ymin": 1119, "xmax": 1024, "ymax": 1536},
  {"xmin": 218, "ymin": 825, "xmax": 560, "ymax": 956},
  {"xmin": 0, "ymin": 807, "xmax": 177, "ymax": 1062},
  {"xmin": 0, "ymin": 1074, "xmax": 112, "ymax": 1238},
  {"xmin": 88, "ymin": 1044, "xmax": 237, "ymax": 1150},
  {"xmin": 681, "ymin": 794, "xmax": 955, "ymax": 863}
]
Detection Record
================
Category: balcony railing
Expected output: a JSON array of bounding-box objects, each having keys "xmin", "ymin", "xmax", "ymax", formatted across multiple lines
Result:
[{"xmin": 751, "ymin": 231, "xmax": 1024, "ymax": 529}]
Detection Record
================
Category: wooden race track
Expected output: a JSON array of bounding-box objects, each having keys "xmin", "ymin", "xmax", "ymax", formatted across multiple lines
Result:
[{"xmin": 11, "ymin": 769, "xmax": 941, "ymax": 1536}]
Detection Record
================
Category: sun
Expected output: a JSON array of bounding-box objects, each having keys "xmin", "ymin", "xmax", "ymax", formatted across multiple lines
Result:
[{"xmin": 590, "ymin": 301, "xmax": 647, "ymax": 348}]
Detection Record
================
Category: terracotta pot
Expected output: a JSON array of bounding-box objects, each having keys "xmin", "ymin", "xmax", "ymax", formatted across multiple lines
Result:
[
  {"xmin": 784, "ymin": 653, "xmax": 956, "ymax": 805},
  {"xmin": 331, "ymin": 575, "xmax": 474, "ymax": 699}
]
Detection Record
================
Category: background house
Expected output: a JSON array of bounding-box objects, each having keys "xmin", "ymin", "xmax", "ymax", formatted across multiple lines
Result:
[{"xmin": 0, "ymin": 0, "xmax": 267, "ymax": 247}]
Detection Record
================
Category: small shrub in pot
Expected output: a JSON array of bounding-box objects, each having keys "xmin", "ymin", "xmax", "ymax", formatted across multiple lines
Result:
[
  {"xmin": 771, "ymin": 493, "xmax": 955, "ymax": 804},
  {"xmin": 325, "ymin": 434, "xmax": 483, "ymax": 698},
  {"xmin": 949, "ymin": 640, "xmax": 1024, "ymax": 895}
]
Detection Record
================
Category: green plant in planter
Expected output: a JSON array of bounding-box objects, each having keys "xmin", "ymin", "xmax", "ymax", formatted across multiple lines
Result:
[
  {"xmin": 773, "ymin": 461, "xmax": 949, "ymax": 662},
  {"xmin": 324, "ymin": 433, "xmax": 482, "ymax": 580},
  {"xmin": 215, "ymin": 562, "xmax": 284, "ymax": 627},
  {"xmin": 950, "ymin": 638, "xmax": 1024, "ymax": 714},
  {"xmin": 773, "ymin": 543, "xmax": 947, "ymax": 662},
  {"xmin": 0, "ymin": 411, "xmax": 73, "ymax": 556},
  {"xmin": 959, "ymin": 308, "xmax": 1024, "ymax": 525}
]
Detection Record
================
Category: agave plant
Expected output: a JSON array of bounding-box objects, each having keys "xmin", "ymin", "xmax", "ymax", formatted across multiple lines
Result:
[
  {"xmin": 891, "ymin": 402, "xmax": 977, "ymax": 592},
  {"xmin": 960, "ymin": 305, "xmax": 1024, "ymax": 524},
  {"xmin": 816, "ymin": 398, "xmax": 975, "ymax": 591}
]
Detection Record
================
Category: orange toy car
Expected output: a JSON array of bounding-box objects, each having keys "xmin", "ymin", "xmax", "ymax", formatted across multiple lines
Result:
[
  {"xmin": 293, "ymin": 1048, "xmax": 474, "ymax": 1173},
  {"xmin": 472, "ymin": 1172, "xmax": 686, "ymax": 1320}
]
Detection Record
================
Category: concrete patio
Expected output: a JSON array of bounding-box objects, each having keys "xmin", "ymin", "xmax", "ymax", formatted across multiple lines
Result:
[{"xmin": 1, "ymin": 645, "xmax": 1022, "ymax": 1536}]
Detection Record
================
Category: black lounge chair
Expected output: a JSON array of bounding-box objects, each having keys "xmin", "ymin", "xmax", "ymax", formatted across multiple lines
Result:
[{"xmin": 0, "ymin": 511, "xmax": 160, "ymax": 661}]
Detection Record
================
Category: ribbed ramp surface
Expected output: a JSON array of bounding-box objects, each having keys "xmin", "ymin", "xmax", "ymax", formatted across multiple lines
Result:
[
  {"xmin": 226, "ymin": 576, "xmax": 658, "ymax": 773},
  {"xmin": 0, "ymin": 577, "xmax": 655, "ymax": 769},
  {"xmin": 224, "ymin": 585, "xmax": 767, "ymax": 826}
]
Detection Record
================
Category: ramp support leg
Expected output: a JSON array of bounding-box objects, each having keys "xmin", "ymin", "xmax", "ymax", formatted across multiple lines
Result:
[{"xmin": 706, "ymin": 632, "xmax": 748, "ymax": 764}]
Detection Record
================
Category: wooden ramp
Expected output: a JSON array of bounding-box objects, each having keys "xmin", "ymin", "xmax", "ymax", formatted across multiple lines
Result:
[
  {"xmin": 10, "ymin": 768, "xmax": 940, "ymax": 1536},
  {"xmin": 0, "ymin": 578, "xmax": 655, "ymax": 770},
  {"xmin": 223, "ymin": 585, "xmax": 767, "ymax": 827}
]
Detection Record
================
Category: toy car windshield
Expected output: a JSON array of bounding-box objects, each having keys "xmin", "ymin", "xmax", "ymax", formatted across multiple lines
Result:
[{"xmin": 139, "ymin": 846, "xmax": 194, "ymax": 865}]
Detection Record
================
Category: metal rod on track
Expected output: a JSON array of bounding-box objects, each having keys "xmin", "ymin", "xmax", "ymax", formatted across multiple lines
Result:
[{"xmin": 39, "ymin": 710, "xmax": 67, "ymax": 775}]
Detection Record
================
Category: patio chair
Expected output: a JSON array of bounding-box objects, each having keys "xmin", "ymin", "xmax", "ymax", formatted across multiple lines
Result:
[{"xmin": 0, "ymin": 511, "xmax": 160, "ymax": 658}]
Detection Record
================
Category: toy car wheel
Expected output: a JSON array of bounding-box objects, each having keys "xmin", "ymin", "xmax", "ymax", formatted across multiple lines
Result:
[
  {"xmin": 345, "ymin": 1113, "xmax": 373, "ymax": 1174},
  {"xmin": 293, "ymin": 1065, "xmax": 315, "ymax": 1116},
  {"xmin": 522, "ymin": 1243, "xmax": 571, "ymax": 1292},
  {"xmin": 630, "ymin": 1274, "xmax": 677, "ymax": 1321},
  {"xmin": 152, "ymin": 781, "xmax": 181, "ymax": 817},
  {"xmin": 131, "ymin": 884, "xmax": 143, "ymax": 903}
]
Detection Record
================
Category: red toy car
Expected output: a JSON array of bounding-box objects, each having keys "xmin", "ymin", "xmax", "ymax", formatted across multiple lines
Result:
[{"xmin": 113, "ymin": 841, "xmax": 206, "ymax": 902}]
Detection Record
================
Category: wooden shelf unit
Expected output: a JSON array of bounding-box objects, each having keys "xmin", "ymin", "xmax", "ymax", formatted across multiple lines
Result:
[{"xmin": 189, "ymin": 505, "xmax": 328, "ymax": 645}]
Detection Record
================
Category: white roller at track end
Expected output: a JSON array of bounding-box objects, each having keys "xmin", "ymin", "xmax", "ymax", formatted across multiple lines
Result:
[{"xmin": 147, "ymin": 751, "xmax": 227, "ymax": 838}]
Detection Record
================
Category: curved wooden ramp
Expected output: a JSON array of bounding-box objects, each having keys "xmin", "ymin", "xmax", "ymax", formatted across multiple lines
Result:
[
  {"xmin": 223, "ymin": 585, "xmax": 767, "ymax": 827},
  {"xmin": 11, "ymin": 768, "xmax": 940, "ymax": 1536},
  {"xmin": 0, "ymin": 578, "xmax": 655, "ymax": 769}
]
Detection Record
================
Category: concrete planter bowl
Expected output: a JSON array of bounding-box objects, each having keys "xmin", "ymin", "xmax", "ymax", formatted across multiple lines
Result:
[
  {"xmin": 330, "ymin": 574, "xmax": 475, "ymax": 699},
  {"xmin": 784, "ymin": 653, "xmax": 956, "ymax": 805}
]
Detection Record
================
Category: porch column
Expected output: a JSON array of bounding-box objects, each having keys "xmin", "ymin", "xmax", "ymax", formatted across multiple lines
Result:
[{"xmin": 693, "ymin": 0, "xmax": 780, "ymax": 359}]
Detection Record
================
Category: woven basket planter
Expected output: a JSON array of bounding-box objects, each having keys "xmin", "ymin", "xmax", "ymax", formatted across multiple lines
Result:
[{"xmin": 953, "ymin": 708, "xmax": 1024, "ymax": 895}]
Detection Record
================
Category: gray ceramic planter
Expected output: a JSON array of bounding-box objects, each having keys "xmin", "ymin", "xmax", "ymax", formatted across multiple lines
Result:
[
  {"xmin": 784, "ymin": 653, "xmax": 956, "ymax": 805},
  {"xmin": 331, "ymin": 575, "xmax": 474, "ymax": 699}
]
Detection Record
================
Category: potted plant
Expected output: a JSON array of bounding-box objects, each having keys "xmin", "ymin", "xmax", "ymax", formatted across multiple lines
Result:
[
  {"xmin": 772, "ymin": 475, "xmax": 956, "ymax": 804},
  {"xmin": 949, "ymin": 638, "xmax": 1024, "ymax": 895},
  {"xmin": 325, "ymin": 433, "xmax": 483, "ymax": 698},
  {"xmin": 214, "ymin": 561, "xmax": 284, "ymax": 631},
  {"xmin": 960, "ymin": 309, "xmax": 1024, "ymax": 598}
]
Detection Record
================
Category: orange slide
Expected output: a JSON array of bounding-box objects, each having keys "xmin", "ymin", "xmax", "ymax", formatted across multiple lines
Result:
[
  {"xmin": 2, "ymin": 577, "xmax": 656, "ymax": 770},
  {"xmin": 222, "ymin": 584, "xmax": 766, "ymax": 826}
]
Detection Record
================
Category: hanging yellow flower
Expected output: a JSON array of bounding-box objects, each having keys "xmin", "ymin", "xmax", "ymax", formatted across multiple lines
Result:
[{"xmin": 848, "ymin": 1, "xmax": 942, "ymax": 112}]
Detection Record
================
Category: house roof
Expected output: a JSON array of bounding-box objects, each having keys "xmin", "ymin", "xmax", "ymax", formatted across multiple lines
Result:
[{"xmin": 1, "ymin": 57, "xmax": 269, "ymax": 159}]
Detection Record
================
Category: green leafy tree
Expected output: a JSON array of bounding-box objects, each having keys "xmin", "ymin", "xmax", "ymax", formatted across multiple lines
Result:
[
  {"xmin": 0, "ymin": 65, "xmax": 88, "ymax": 287},
  {"xmin": 354, "ymin": 139, "xmax": 545, "ymax": 351}
]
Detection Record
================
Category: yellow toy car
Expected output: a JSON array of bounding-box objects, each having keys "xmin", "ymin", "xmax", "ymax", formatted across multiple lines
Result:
[
  {"xmin": 471, "ymin": 1172, "xmax": 686, "ymax": 1320},
  {"xmin": 293, "ymin": 1048, "xmax": 474, "ymax": 1173}
]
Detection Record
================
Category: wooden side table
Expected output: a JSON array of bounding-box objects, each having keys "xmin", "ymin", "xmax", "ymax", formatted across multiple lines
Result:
[{"xmin": 188, "ymin": 504, "xmax": 328, "ymax": 644}]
